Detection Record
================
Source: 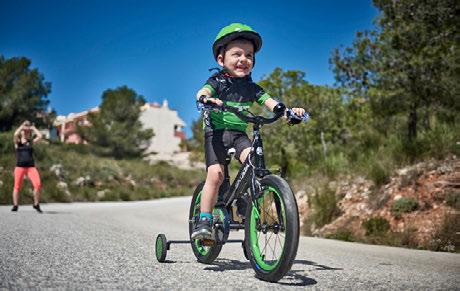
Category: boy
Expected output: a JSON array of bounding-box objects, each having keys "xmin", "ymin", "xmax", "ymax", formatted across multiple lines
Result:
[{"xmin": 192, "ymin": 23, "xmax": 306, "ymax": 240}]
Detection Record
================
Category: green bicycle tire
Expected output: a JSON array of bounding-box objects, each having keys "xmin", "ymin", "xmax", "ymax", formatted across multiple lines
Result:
[{"xmin": 244, "ymin": 175, "xmax": 299, "ymax": 282}]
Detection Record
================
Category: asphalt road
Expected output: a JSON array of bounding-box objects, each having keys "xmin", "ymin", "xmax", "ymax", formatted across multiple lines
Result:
[{"xmin": 1, "ymin": 197, "xmax": 458, "ymax": 289}]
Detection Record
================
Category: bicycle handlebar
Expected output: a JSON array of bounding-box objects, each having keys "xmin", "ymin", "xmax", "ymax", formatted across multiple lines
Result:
[{"xmin": 196, "ymin": 100, "xmax": 309, "ymax": 126}]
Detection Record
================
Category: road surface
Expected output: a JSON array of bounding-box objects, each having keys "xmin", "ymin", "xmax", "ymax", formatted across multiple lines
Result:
[{"xmin": 1, "ymin": 197, "xmax": 458, "ymax": 289}]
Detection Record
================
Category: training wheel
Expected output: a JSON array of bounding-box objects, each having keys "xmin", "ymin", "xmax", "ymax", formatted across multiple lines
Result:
[{"xmin": 155, "ymin": 234, "xmax": 167, "ymax": 262}]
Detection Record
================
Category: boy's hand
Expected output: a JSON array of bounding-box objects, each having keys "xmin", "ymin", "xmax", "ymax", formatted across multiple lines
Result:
[
  {"xmin": 291, "ymin": 107, "xmax": 305, "ymax": 117},
  {"xmin": 286, "ymin": 107, "xmax": 308, "ymax": 125}
]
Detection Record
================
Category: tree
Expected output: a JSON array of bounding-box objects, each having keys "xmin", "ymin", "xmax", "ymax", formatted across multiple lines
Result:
[
  {"xmin": 183, "ymin": 118, "xmax": 205, "ymax": 163},
  {"xmin": 0, "ymin": 55, "xmax": 52, "ymax": 131},
  {"xmin": 332, "ymin": 0, "xmax": 458, "ymax": 141},
  {"xmin": 79, "ymin": 86, "xmax": 154, "ymax": 159},
  {"xmin": 259, "ymin": 68, "xmax": 345, "ymax": 176}
]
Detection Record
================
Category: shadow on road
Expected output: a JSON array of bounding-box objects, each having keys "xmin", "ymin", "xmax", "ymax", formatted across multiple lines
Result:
[
  {"xmin": 157, "ymin": 258, "xmax": 340, "ymax": 286},
  {"xmin": 204, "ymin": 258, "xmax": 252, "ymax": 272},
  {"xmin": 42, "ymin": 211, "xmax": 72, "ymax": 215},
  {"xmin": 276, "ymin": 259, "xmax": 342, "ymax": 286},
  {"xmin": 201, "ymin": 258, "xmax": 342, "ymax": 286},
  {"xmin": 294, "ymin": 259, "xmax": 343, "ymax": 271}
]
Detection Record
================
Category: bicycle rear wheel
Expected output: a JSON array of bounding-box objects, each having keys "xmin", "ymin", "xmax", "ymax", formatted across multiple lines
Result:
[
  {"xmin": 189, "ymin": 182, "xmax": 222, "ymax": 264},
  {"xmin": 244, "ymin": 175, "xmax": 299, "ymax": 282}
]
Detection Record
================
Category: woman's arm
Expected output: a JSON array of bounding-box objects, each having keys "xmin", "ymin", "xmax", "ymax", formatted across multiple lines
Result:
[
  {"xmin": 13, "ymin": 123, "xmax": 24, "ymax": 138},
  {"xmin": 30, "ymin": 125, "xmax": 43, "ymax": 144},
  {"xmin": 13, "ymin": 123, "xmax": 25, "ymax": 147}
]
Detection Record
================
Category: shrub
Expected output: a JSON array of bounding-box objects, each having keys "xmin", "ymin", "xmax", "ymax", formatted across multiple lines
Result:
[
  {"xmin": 309, "ymin": 186, "xmax": 340, "ymax": 227},
  {"xmin": 391, "ymin": 197, "xmax": 419, "ymax": 218},
  {"xmin": 0, "ymin": 132, "xmax": 14, "ymax": 154},
  {"xmin": 362, "ymin": 216, "xmax": 390, "ymax": 236},
  {"xmin": 420, "ymin": 123, "xmax": 460, "ymax": 159},
  {"xmin": 445, "ymin": 190, "xmax": 460, "ymax": 210},
  {"xmin": 426, "ymin": 213, "xmax": 459, "ymax": 252},
  {"xmin": 326, "ymin": 229, "xmax": 355, "ymax": 242},
  {"xmin": 368, "ymin": 160, "xmax": 391, "ymax": 187},
  {"xmin": 322, "ymin": 152, "xmax": 348, "ymax": 178}
]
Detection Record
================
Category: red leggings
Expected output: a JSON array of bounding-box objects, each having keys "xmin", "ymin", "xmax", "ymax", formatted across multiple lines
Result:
[{"xmin": 14, "ymin": 167, "xmax": 41, "ymax": 192}]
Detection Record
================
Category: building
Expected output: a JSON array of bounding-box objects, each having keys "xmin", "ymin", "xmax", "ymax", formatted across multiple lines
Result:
[
  {"xmin": 53, "ymin": 100, "xmax": 187, "ymax": 160},
  {"xmin": 139, "ymin": 100, "xmax": 186, "ymax": 159},
  {"xmin": 54, "ymin": 107, "xmax": 99, "ymax": 144}
]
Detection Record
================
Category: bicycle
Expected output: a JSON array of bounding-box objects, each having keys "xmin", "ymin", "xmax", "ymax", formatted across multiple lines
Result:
[{"xmin": 155, "ymin": 101, "xmax": 309, "ymax": 282}]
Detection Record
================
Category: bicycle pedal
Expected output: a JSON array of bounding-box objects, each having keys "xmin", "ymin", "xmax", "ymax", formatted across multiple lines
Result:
[{"xmin": 201, "ymin": 239, "xmax": 216, "ymax": 246}]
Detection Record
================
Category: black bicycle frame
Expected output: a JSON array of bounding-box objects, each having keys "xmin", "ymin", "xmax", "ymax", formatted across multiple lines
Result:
[
  {"xmin": 198, "ymin": 102, "xmax": 285, "ymax": 209},
  {"xmin": 222, "ymin": 123, "xmax": 270, "ymax": 208}
]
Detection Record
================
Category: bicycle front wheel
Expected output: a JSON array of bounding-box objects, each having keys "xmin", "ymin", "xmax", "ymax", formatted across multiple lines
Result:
[{"xmin": 244, "ymin": 175, "xmax": 299, "ymax": 282}]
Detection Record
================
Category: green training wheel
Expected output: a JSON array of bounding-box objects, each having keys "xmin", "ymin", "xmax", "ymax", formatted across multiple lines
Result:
[{"xmin": 155, "ymin": 234, "xmax": 167, "ymax": 262}]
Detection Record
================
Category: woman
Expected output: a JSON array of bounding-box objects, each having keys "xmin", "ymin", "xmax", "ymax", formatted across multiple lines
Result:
[{"xmin": 12, "ymin": 121, "xmax": 43, "ymax": 213}]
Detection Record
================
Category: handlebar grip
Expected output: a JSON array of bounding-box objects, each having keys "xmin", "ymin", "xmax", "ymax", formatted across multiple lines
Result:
[{"xmin": 286, "ymin": 109, "xmax": 310, "ymax": 124}]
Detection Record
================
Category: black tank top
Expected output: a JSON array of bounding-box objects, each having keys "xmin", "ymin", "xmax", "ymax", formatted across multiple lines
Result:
[{"xmin": 16, "ymin": 141, "xmax": 35, "ymax": 167}]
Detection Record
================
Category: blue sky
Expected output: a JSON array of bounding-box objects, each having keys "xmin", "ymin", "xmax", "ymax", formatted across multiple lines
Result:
[{"xmin": 1, "ymin": 0, "xmax": 378, "ymax": 137}]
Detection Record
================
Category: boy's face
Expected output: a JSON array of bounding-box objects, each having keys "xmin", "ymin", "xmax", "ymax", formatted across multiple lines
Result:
[{"xmin": 217, "ymin": 39, "xmax": 254, "ymax": 77}]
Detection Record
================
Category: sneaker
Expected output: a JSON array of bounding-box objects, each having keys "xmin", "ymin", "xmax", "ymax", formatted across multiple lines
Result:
[
  {"xmin": 11, "ymin": 205, "xmax": 18, "ymax": 212},
  {"xmin": 191, "ymin": 216, "xmax": 213, "ymax": 240},
  {"xmin": 33, "ymin": 204, "xmax": 43, "ymax": 213}
]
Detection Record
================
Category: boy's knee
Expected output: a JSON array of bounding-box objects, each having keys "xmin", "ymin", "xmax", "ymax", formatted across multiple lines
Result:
[{"xmin": 207, "ymin": 166, "xmax": 225, "ymax": 185}]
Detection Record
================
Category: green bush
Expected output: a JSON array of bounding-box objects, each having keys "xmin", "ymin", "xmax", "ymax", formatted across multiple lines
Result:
[
  {"xmin": 326, "ymin": 229, "xmax": 355, "ymax": 242},
  {"xmin": 362, "ymin": 216, "xmax": 390, "ymax": 236},
  {"xmin": 391, "ymin": 197, "xmax": 419, "ymax": 217},
  {"xmin": 426, "ymin": 213, "xmax": 459, "ymax": 252},
  {"xmin": 419, "ymin": 123, "xmax": 460, "ymax": 159},
  {"xmin": 445, "ymin": 190, "xmax": 460, "ymax": 210},
  {"xmin": 368, "ymin": 160, "xmax": 391, "ymax": 187},
  {"xmin": 322, "ymin": 152, "xmax": 348, "ymax": 178},
  {"xmin": 0, "ymin": 132, "xmax": 14, "ymax": 154},
  {"xmin": 309, "ymin": 186, "xmax": 340, "ymax": 227}
]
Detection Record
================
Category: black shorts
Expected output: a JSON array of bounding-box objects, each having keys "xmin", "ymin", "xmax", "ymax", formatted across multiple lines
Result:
[{"xmin": 204, "ymin": 129, "xmax": 252, "ymax": 168}]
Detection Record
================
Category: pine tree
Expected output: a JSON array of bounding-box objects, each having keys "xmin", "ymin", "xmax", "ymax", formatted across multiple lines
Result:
[{"xmin": 79, "ymin": 86, "xmax": 154, "ymax": 159}]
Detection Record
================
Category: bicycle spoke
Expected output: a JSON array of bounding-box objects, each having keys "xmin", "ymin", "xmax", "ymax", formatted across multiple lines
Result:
[
  {"xmin": 263, "ymin": 208, "xmax": 278, "ymax": 224},
  {"xmin": 267, "ymin": 234, "xmax": 274, "ymax": 260},
  {"xmin": 253, "ymin": 190, "xmax": 286, "ymax": 263},
  {"xmin": 260, "ymin": 231, "xmax": 274, "ymax": 256},
  {"xmin": 276, "ymin": 234, "xmax": 284, "ymax": 253},
  {"xmin": 261, "ymin": 192, "xmax": 279, "ymax": 224}
]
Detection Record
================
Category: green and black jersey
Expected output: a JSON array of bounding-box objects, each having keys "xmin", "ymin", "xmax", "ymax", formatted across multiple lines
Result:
[{"xmin": 202, "ymin": 71, "xmax": 271, "ymax": 132}]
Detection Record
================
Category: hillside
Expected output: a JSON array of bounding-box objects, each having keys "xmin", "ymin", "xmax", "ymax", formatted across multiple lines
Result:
[
  {"xmin": 296, "ymin": 157, "xmax": 459, "ymax": 252},
  {"xmin": 0, "ymin": 133, "xmax": 204, "ymax": 205}
]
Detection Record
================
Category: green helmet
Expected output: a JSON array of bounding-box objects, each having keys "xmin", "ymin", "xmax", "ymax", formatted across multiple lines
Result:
[{"xmin": 212, "ymin": 23, "xmax": 262, "ymax": 60}]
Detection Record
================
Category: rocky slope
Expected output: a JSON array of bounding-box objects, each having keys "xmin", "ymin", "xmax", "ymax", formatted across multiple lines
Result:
[{"xmin": 296, "ymin": 157, "xmax": 459, "ymax": 251}]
